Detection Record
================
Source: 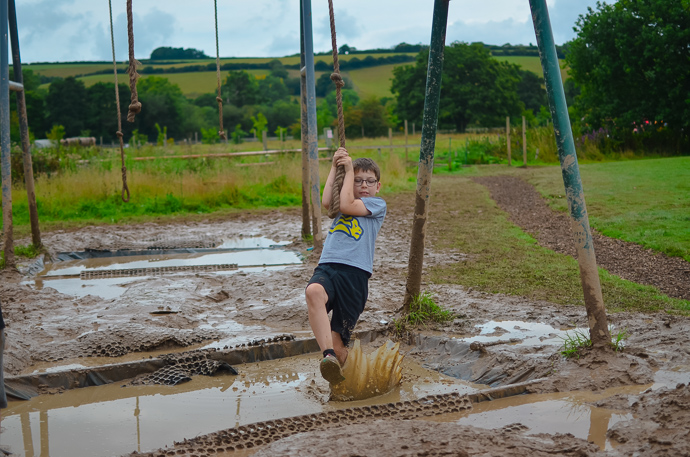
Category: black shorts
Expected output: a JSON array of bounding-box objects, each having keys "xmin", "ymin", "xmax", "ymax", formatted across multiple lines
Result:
[{"xmin": 307, "ymin": 263, "xmax": 370, "ymax": 346}]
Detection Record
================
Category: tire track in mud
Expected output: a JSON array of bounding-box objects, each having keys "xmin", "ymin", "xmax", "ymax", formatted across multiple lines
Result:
[{"xmin": 474, "ymin": 175, "xmax": 690, "ymax": 301}]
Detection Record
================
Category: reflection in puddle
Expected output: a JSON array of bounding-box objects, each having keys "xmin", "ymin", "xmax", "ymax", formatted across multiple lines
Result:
[
  {"xmin": 426, "ymin": 385, "xmax": 645, "ymax": 451},
  {"xmin": 25, "ymin": 237, "xmax": 302, "ymax": 299},
  {"xmin": 462, "ymin": 320, "xmax": 584, "ymax": 347},
  {"xmin": 0, "ymin": 352, "xmax": 476, "ymax": 457}
]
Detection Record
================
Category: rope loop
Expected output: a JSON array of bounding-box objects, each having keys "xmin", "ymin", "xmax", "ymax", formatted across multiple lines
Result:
[
  {"xmin": 216, "ymin": 96, "xmax": 223, "ymax": 103},
  {"xmin": 116, "ymin": 131, "xmax": 124, "ymax": 138}
]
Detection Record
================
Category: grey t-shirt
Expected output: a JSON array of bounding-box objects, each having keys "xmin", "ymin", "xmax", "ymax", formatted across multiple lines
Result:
[{"xmin": 319, "ymin": 197, "xmax": 387, "ymax": 274}]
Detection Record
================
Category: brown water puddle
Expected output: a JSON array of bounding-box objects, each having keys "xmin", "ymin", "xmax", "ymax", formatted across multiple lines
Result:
[
  {"xmin": 0, "ymin": 350, "xmax": 478, "ymax": 457},
  {"xmin": 424, "ymin": 385, "xmax": 645, "ymax": 451}
]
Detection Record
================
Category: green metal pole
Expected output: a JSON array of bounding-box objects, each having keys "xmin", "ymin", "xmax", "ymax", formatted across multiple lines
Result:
[
  {"xmin": 404, "ymin": 0, "xmax": 450, "ymax": 309},
  {"xmin": 529, "ymin": 0, "xmax": 610, "ymax": 347},
  {"xmin": 1, "ymin": 0, "xmax": 15, "ymax": 268}
]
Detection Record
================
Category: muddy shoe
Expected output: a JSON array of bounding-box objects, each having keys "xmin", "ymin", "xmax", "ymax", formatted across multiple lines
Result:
[{"xmin": 320, "ymin": 354, "xmax": 345, "ymax": 384}]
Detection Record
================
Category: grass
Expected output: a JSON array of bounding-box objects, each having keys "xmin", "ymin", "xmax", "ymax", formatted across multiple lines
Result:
[
  {"xmin": 425, "ymin": 175, "xmax": 690, "ymax": 314},
  {"xmin": 0, "ymin": 243, "xmax": 42, "ymax": 268},
  {"xmin": 392, "ymin": 291, "xmax": 455, "ymax": 336},
  {"xmin": 492, "ymin": 55, "xmax": 569, "ymax": 80},
  {"xmin": 525, "ymin": 157, "xmax": 690, "ymax": 262},
  {"xmin": 559, "ymin": 325, "xmax": 630, "ymax": 358},
  {"xmin": 346, "ymin": 64, "xmax": 400, "ymax": 98}
]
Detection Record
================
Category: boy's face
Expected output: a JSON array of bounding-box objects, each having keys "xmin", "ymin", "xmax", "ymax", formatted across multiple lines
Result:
[{"xmin": 353, "ymin": 169, "xmax": 381, "ymax": 199}]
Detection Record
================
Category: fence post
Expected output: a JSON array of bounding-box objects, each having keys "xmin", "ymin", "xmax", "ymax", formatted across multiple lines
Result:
[
  {"xmin": 404, "ymin": 119, "xmax": 409, "ymax": 162},
  {"xmin": 522, "ymin": 115, "xmax": 527, "ymax": 166},
  {"xmin": 388, "ymin": 127, "xmax": 393, "ymax": 150},
  {"xmin": 506, "ymin": 116, "xmax": 511, "ymax": 166},
  {"xmin": 403, "ymin": 0, "xmax": 450, "ymax": 310},
  {"xmin": 530, "ymin": 0, "xmax": 610, "ymax": 347},
  {"xmin": 262, "ymin": 131, "xmax": 268, "ymax": 150},
  {"xmin": 195, "ymin": 132, "xmax": 198, "ymax": 144},
  {"xmin": 412, "ymin": 122, "xmax": 416, "ymax": 136}
]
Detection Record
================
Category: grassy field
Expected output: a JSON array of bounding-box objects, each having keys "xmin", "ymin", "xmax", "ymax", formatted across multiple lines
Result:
[
  {"xmin": 493, "ymin": 55, "xmax": 570, "ymax": 80},
  {"xmin": 24, "ymin": 54, "xmax": 563, "ymax": 100},
  {"xmin": 2, "ymin": 138, "xmax": 687, "ymax": 313},
  {"xmin": 74, "ymin": 70, "xmax": 270, "ymax": 98}
]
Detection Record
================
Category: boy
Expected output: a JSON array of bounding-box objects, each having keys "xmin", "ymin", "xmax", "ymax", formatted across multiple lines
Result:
[{"xmin": 305, "ymin": 147, "xmax": 387, "ymax": 384}]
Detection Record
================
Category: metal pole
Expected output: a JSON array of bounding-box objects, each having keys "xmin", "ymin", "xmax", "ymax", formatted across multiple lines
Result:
[
  {"xmin": 403, "ymin": 0, "xmax": 450, "ymax": 309},
  {"xmin": 299, "ymin": 3, "xmax": 311, "ymax": 240},
  {"xmin": 404, "ymin": 119, "xmax": 409, "ymax": 162},
  {"xmin": 1, "ymin": 0, "xmax": 15, "ymax": 268},
  {"xmin": 9, "ymin": 0, "xmax": 41, "ymax": 249},
  {"xmin": 301, "ymin": 0, "xmax": 322, "ymax": 250},
  {"xmin": 529, "ymin": 0, "xmax": 610, "ymax": 347}
]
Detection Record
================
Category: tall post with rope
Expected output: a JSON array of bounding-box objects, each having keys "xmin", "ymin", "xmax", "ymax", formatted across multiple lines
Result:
[
  {"xmin": 326, "ymin": 0, "xmax": 347, "ymax": 219},
  {"xmin": 299, "ymin": 0, "xmax": 312, "ymax": 239},
  {"xmin": 214, "ymin": 0, "xmax": 226, "ymax": 142},
  {"xmin": 109, "ymin": 0, "xmax": 130, "ymax": 202}
]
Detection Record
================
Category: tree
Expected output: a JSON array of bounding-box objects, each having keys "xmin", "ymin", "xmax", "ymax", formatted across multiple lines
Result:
[
  {"xmin": 223, "ymin": 71, "xmax": 258, "ymax": 107},
  {"xmin": 566, "ymin": 0, "xmax": 690, "ymax": 142},
  {"xmin": 517, "ymin": 70, "xmax": 547, "ymax": 115},
  {"xmin": 134, "ymin": 77, "xmax": 185, "ymax": 141},
  {"xmin": 150, "ymin": 47, "xmax": 209, "ymax": 60},
  {"xmin": 392, "ymin": 42, "xmax": 524, "ymax": 131},
  {"xmin": 315, "ymin": 72, "xmax": 353, "ymax": 97},
  {"xmin": 45, "ymin": 76, "xmax": 88, "ymax": 137}
]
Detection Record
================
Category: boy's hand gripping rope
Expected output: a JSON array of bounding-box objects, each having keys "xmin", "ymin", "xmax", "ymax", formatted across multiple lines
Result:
[{"xmin": 327, "ymin": 0, "xmax": 347, "ymax": 219}]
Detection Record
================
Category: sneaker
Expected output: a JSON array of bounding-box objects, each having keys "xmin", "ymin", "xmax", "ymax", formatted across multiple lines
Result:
[{"xmin": 320, "ymin": 354, "xmax": 345, "ymax": 384}]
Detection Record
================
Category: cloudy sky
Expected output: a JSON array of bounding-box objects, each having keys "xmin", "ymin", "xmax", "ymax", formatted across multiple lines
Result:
[{"xmin": 13, "ymin": 0, "xmax": 605, "ymax": 63}]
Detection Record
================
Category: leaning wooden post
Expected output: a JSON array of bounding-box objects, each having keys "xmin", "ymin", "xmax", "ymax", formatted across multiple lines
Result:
[
  {"xmin": 403, "ymin": 0, "xmax": 450, "ymax": 310},
  {"xmin": 301, "ymin": 0, "xmax": 322, "ymax": 250},
  {"xmin": 299, "ymin": 0, "xmax": 311, "ymax": 239},
  {"xmin": 404, "ymin": 119, "xmax": 409, "ymax": 162},
  {"xmin": 530, "ymin": 0, "xmax": 610, "ymax": 347},
  {"xmin": 8, "ymin": 0, "xmax": 41, "ymax": 249},
  {"xmin": 1, "ymin": 0, "xmax": 15, "ymax": 268},
  {"xmin": 506, "ymin": 116, "xmax": 512, "ymax": 166},
  {"xmin": 522, "ymin": 115, "xmax": 527, "ymax": 166}
]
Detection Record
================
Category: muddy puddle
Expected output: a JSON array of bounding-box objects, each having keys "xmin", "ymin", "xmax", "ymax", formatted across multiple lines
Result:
[
  {"xmin": 25, "ymin": 236, "xmax": 302, "ymax": 300},
  {"xmin": 0, "ymin": 350, "xmax": 478, "ymax": 457}
]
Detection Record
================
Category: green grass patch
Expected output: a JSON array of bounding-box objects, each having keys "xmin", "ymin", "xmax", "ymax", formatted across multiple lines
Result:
[
  {"xmin": 392, "ymin": 291, "xmax": 455, "ymax": 336},
  {"xmin": 492, "ymin": 55, "xmax": 570, "ymax": 80},
  {"xmin": 526, "ymin": 157, "xmax": 690, "ymax": 262},
  {"xmin": 426, "ymin": 176, "xmax": 690, "ymax": 314},
  {"xmin": 346, "ymin": 64, "xmax": 402, "ymax": 99},
  {"xmin": 0, "ymin": 243, "xmax": 42, "ymax": 268}
]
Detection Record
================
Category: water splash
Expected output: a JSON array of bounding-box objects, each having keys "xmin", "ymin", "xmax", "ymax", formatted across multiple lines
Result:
[{"xmin": 330, "ymin": 339, "xmax": 404, "ymax": 401}]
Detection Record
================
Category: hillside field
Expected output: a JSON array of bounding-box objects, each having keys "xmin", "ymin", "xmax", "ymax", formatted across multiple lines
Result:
[{"xmin": 25, "ymin": 54, "xmax": 566, "ymax": 99}]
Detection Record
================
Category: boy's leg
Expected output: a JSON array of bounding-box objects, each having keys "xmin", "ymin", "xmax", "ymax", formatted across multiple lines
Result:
[
  {"xmin": 332, "ymin": 331, "xmax": 348, "ymax": 366},
  {"xmin": 305, "ymin": 283, "xmax": 334, "ymax": 353}
]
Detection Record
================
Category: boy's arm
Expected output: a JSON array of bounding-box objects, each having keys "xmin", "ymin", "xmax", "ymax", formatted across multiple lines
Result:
[
  {"xmin": 322, "ymin": 148, "xmax": 348, "ymax": 210},
  {"xmin": 338, "ymin": 160, "xmax": 372, "ymax": 217}
]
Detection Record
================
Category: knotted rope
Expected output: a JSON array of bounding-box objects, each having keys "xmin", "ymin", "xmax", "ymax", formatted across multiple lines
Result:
[
  {"xmin": 214, "ymin": 0, "xmax": 226, "ymax": 141},
  {"xmin": 126, "ymin": 0, "xmax": 141, "ymax": 123},
  {"xmin": 109, "ymin": 0, "xmax": 130, "ymax": 202},
  {"xmin": 327, "ymin": 0, "xmax": 347, "ymax": 219}
]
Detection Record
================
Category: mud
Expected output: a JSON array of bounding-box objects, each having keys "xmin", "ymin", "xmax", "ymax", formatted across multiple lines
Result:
[{"xmin": 1, "ymin": 182, "xmax": 690, "ymax": 456}]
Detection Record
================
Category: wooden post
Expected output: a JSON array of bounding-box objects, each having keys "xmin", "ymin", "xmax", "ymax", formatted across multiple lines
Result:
[
  {"xmin": 404, "ymin": 119, "xmax": 409, "ymax": 162},
  {"xmin": 262, "ymin": 131, "xmax": 268, "ymax": 150},
  {"xmin": 299, "ymin": 4, "xmax": 311, "ymax": 240},
  {"xmin": 412, "ymin": 122, "xmax": 416, "ymax": 136},
  {"xmin": 164, "ymin": 131, "xmax": 167, "ymax": 149},
  {"xmin": 388, "ymin": 127, "xmax": 393, "ymax": 149},
  {"xmin": 448, "ymin": 137, "xmax": 452, "ymax": 170},
  {"xmin": 506, "ymin": 116, "xmax": 511, "ymax": 166},
  {"xmin": 522, "ymin": 115, "xmax": 527, "ymax": 166},
  {"xmin": 195, "ymin": 132, "xmax": 198, "ymax": 144}
]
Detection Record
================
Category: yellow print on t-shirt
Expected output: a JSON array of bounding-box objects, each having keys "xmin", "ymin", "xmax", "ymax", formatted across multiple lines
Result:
[{"xmin": 330, "ymin": 215, "xmax": 363, "ymax": 240}]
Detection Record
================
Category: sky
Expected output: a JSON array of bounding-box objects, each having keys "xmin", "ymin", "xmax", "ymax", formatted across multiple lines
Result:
[{"xmin": 12, "ymin": 0, "xmax": 605, "ymax": 64}]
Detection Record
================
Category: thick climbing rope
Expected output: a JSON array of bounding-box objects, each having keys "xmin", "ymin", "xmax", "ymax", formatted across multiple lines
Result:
[
  {"xmin": 327, "ymin": 0, "xmax": 347, "ymax": 219},
  {"xmin": 214, "ymin": 0, "xmax": 227, "ymax": 141},
  {"xmin": 126, "ymin": 0, "xmax": 142, "ymax": 123},
  {"xmin": 109, "ymin": 0, "xmax": 130, "ymax": 202}
]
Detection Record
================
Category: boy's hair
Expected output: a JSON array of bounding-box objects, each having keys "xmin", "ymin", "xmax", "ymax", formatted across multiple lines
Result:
[{"xmin": 352, "ymin": 158, "xmax": 381, "ymax": 181}]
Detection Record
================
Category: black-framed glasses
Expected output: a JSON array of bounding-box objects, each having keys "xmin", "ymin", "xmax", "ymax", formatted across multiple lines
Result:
[{"xmin": 354, "ymin": 178, "xmax": 378, "ymax": 187}]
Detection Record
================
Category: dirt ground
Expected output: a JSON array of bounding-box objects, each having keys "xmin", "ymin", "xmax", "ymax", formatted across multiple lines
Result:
[{"xmin": 2, "ymin": 174, "xmax": 690, "ymax": 456}]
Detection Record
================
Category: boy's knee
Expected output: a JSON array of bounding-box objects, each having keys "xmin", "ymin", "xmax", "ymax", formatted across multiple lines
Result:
[{"xmin": 305, "ymin": 283, "xmax": 327, "ymax": 305}]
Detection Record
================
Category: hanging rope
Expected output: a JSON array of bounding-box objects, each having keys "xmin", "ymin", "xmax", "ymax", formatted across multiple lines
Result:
[
  {"xmin": 214, "ymin": 0, "xmax": 227, "ymax": 141},
  {"xmin": 126, "ymin": 0, "xmax": 142, "ymax": 123},
  {"xmin": 109, "ymin": 0, "xmax": 130, "ymax": 202},
  {"xmin": 327, "ymin": 0, "xmax": 347, "ymax": 219}
]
